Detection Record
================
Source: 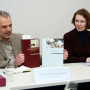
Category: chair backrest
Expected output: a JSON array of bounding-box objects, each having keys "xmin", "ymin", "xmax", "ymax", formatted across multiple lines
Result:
[{"xmin": 64, "ymin": 81, "xmax": 78, "ymax": 90}]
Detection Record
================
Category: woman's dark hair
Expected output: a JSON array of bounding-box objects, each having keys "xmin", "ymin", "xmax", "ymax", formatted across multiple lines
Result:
[{"xmin": 72, "ymin": 8, "xmax": 90, "ymax": 29}]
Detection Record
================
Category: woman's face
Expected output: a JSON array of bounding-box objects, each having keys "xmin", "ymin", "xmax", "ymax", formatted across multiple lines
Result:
[{"xmin": 75, "ymin": 14, "xmax": 86, "ymax": 31}]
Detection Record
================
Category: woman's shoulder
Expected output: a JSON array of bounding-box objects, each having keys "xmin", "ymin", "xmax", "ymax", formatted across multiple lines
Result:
[
  {"xmin": 86, "ymin": 30, "xmax": 90, "ymax": 37},
  {"xmin": 64, "ymin": 29, "xmax": 76, "ymax": 38}
]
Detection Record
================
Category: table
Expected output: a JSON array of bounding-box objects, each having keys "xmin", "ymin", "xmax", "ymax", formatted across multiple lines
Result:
[{"xmin": 0, "ymin": 63, "xmax": 90, "ymax": 90}]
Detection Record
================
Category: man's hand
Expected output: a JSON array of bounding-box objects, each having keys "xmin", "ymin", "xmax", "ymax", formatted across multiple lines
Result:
[
  {"xmin": 63, "ymin": 49, "xmax": 68, "ymax": 60},
  {"xmin": 14, "ymin": 53, "xmax": 25, "ymax": 66}
]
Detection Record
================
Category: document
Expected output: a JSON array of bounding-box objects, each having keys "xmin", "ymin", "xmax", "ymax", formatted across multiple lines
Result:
[
  {"xmin": 33, "ymin": 67, "xmax": 71, "ymax": 83},
  {"xmin": 14, "ymin": 65, "xmax": 31, "ymax": 74},
  {"xmin": 22, "ymin": 35, "xmax": 31, "ymax": 39},
  {"xmin": 42, "ymin": 38, "xmax": 64, "ymax": 67},
  {"xmin": 81, "ymin": 63, "xmax": 90, "ymax": 67}
]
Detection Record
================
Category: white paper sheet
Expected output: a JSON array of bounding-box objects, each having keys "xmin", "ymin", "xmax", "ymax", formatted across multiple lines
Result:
[
  {"xmin": 22, "ymin": 35, "xmax": 31, "ymax": 39},
  {"xmin": 14, "ymin": 65, "xmax": 31, "ymax": 74}
]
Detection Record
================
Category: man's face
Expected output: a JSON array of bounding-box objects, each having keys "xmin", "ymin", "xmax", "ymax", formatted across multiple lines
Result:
[{"xmin": 0, "ymin": 16, "xmax": 12, "ymax": 40}]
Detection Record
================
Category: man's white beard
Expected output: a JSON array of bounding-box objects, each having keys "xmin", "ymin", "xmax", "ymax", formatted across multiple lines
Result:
[
  {"xmin": 0, "ymin": 32, "xmax": 11, "ymax": 40},
  {"xmin": 5, "ymin": 35, "xmax": 11, "ymax": 39}
]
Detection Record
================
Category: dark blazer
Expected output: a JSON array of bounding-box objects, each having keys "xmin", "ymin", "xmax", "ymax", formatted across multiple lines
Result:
[
  {"xmin": 0, "ymin": 33, "xmax": 22, "ymax": 67},
  {"xmin": 64, "ymin": 28, "xmax": 90, "ymax": 63}
]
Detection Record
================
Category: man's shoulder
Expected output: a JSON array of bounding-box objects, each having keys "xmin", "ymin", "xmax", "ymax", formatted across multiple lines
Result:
[{"xmin": 11, "ymin": 33, "xmax": 22, "ymax": 39}]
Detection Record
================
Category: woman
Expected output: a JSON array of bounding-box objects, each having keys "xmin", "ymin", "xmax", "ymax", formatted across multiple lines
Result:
[{"xmin": 64, "ymin": 8, "xmax": 90, "ymax": 63}]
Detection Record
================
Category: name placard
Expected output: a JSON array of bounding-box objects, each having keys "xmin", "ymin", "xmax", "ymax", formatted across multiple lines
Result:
[{"xmin": 33, "ymin": 67, "xmax": 71, "ymax": 83}]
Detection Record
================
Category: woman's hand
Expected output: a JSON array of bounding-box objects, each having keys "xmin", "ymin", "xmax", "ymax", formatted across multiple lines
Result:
[{"xmin": 63, "ymin": 49, "xmax": 68, "ymax": 60}]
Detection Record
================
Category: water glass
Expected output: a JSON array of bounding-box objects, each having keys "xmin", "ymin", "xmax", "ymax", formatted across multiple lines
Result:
[{"xmin": 5, "ymin": 66, "xmax": 14, "ymax": 82}]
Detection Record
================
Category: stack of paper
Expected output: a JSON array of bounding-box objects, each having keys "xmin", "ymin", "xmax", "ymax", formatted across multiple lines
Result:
[{"xmin": 14, "ymin": 65, "xmax": 31, "ymax": 74}]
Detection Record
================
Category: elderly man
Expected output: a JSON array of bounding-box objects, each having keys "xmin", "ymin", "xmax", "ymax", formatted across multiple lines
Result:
[{"xmin": 0, "ymin": 11, "xmax": 25, "ymax": 67}]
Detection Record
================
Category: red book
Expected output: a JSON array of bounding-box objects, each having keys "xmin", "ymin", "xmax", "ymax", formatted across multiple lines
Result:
[
  {"xmin": 22, "ymin": 39, "xmax": 40, "ymax": 68},
  {"xmin": 0, "ymin": 75, "xmax": 6, "ymax": 87}
]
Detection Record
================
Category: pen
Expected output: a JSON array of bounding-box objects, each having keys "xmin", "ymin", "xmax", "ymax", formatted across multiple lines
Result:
[
  {"xmin": 3, "ymin": 71, "xmax": 5, "ymax": 74},
  {"xmin": 23, "ymin": 71, "xmax": 30, "ymax": 73}
]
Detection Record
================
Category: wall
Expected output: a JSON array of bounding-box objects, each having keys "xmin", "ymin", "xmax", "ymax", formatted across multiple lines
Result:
[{"xmin": 0, "ymin": 0, "xmax": 90, "ymax": 39}]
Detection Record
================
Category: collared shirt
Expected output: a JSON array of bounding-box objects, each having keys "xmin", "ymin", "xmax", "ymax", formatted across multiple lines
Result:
[{"xmin": 0, "ymin": 38, "xmax": 15, "ymax": 66}]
